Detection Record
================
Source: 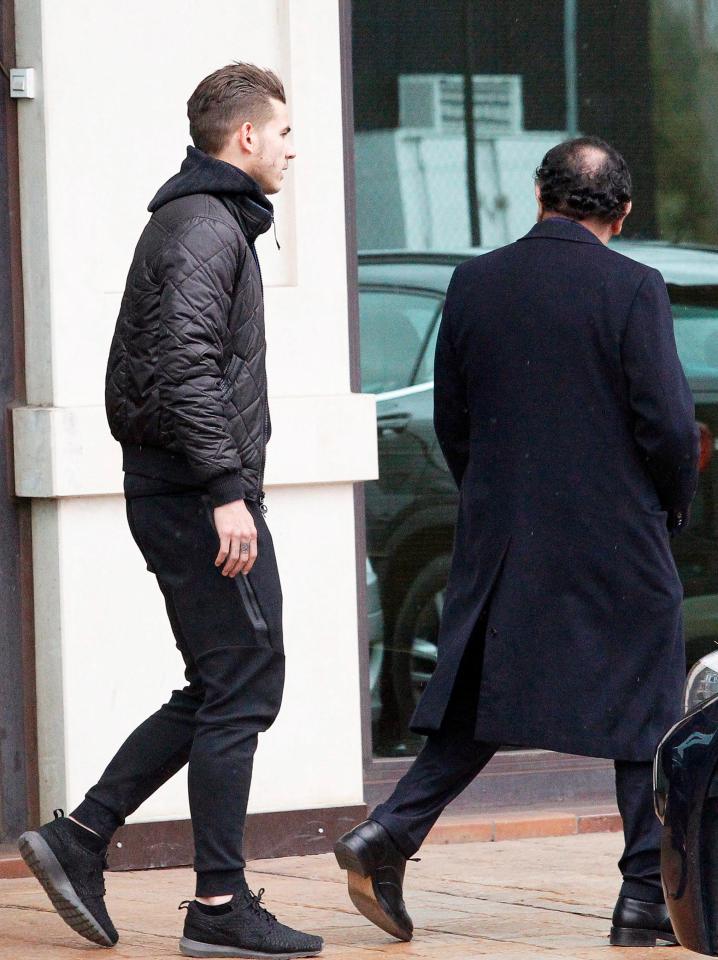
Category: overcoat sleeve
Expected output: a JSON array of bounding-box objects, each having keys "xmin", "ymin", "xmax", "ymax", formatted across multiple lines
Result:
[
  {"xmin": 621, "ymin": 267, "xmax": 699, "ymax": 531},
  {"xmin": 156, "ymin": 215, "xmax": 246, "ymax": 505},
  {"xmin": 434, "ymin": 269, "xmax": 470, "ymax": 488}
]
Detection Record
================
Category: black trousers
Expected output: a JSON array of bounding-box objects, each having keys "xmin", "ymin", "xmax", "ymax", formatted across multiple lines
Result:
[
  {"xmin": 72, "ymin": 489, "xmax": 284, "ymax": 896},
  {"xmin": 372, "ymin": 630, "xmax": 664, "ymax": 904}
]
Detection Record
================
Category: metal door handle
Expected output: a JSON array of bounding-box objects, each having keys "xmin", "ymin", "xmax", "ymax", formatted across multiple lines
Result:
[{"xmin": 378, "ymin": 412, "xmax": 411, "ymax": 434}]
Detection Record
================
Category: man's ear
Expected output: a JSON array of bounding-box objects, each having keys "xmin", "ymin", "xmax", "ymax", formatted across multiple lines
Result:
[
  {"xmin": 237, "ymin": 120, "xmax": 256, "ymax": 155},
  {"xmin": 535, "ymin": 183, "xmax": 544, "ymax": 220},
  {"xmin": 611, "ymin": 200, "xmax": 633, "ymax": 237}
]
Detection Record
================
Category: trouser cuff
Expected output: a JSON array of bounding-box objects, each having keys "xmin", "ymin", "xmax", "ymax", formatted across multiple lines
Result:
[
  {"xmin": 195, "ymin": 868, "xmax": 248, "ymax": 898},
  {"xmin": 620, "ymin": 879, "xmax": 664, "ymax": 904},
  {"xmin": 70, "ymin": 797, "xmax": 123, "ymax": 845},
  {"xmin": 368, "ymin": 812, "xmax": 418, "ymax": 859}
]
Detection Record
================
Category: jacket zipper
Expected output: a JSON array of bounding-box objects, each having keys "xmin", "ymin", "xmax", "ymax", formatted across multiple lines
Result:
[
  {"xmin": 249, "ymin": 238, "xmax": 269, "ymax": 511},
  {"xmin": 258, "ymin": 402, "xmax": 269, "ymax": 513}
]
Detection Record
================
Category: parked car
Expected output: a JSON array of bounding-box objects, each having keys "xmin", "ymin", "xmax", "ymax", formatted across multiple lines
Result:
[
  {"xmin": 655, "ymin": 649, "xmax": 718, "ymax": 955},
  {"xmin": 360, "ymin": 244, "xmax": 718, "ymax": 756}
]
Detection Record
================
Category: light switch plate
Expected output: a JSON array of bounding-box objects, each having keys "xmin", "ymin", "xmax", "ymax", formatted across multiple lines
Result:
[{"xmin": 10, "ymin": 68, "xmax": 36, "ymax": 99}]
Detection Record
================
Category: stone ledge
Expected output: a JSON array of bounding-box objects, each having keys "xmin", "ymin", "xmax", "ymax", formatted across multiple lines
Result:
[
  {"xmin": 12, "ymin": 393, "xmax": 378, "ymax": 498},
  {"xmin": 0, "ymin": 848, "xmax": 30, "ymax": 879},
  {"xmin": 425, "ymin": 806, "xmax": 622, "ymax": 846}
]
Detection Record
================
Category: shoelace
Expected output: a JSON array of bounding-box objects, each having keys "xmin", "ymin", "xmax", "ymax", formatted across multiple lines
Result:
[
  {"xmin": 245, "ymin": 888, "xmax": 276, "ymax": 923},
  {"xmin": 177, "ymin": 888, "xmax": 277, "ymax": 923}
]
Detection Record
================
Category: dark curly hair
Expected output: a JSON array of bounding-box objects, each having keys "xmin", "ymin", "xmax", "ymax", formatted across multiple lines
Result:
[{"xmin": 535, "ymin": 136, "xmax": 632, "ymax": 223}]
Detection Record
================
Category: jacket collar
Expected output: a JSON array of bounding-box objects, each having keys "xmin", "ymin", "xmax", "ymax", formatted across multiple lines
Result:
[
  {"xmin": 221, "ymin": 195, "xmax": 274, "ymax": 245},
  {"xmin": 519, "ymin": 216, "xmax": 604, "ymax": 247},
  {"xmin": 148, "ymin": 146, "xmax": 274, "ymax": 244}
]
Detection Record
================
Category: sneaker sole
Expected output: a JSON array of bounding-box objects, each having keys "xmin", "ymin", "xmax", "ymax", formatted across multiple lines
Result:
[
  {"xmin": 179, "ymin": 936, "xmax": 322, "ymax": 958},
  {"xmin": 18, "ymin": 830, "xmax": 116, "ymax": 947}
]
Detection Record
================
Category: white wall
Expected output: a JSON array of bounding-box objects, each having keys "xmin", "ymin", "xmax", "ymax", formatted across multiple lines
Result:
[{"xmin": 14, "ymin": 0, "xmax": 376, "ymax": 821}]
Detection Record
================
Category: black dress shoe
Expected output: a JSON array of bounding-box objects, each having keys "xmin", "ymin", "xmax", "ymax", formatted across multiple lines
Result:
[
  {"xmin": 334, "ymin": 819, "xmax": 413, "ymax": 942},
  {"xmin": 610, "ymin": 895, "xmax": 678, "ymax": 947}
]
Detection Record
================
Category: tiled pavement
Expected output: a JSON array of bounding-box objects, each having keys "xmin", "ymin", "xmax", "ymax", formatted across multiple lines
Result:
[{"xmin": 0, "ymin": 829, "xmax": 695, "ymax": 960}]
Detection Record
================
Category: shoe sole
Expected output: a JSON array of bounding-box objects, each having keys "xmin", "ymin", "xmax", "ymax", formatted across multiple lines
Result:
[
  {"xmin": 18, "ymin": 830, "xmax": 116, "ymax": 947},
  {"xmin": 609, "ymin": 925, "xmax": 679, "ymax": 947},
  {"xmin": 334, "ymin": 839, "xmax": 412, "ymax": 942},
  {"xmin": 179, "ymin": 937, "xmax": 322, "ymax": 958}
]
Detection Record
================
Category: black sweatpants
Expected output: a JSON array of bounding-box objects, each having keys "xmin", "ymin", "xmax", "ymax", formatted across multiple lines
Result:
[
  {"xmin": 72, "ymin": 486, "xmax": 284, "ymax": 896},
  {"xmin": 371, "ymin": 630, "xmax": 664, "ymax": 903}
]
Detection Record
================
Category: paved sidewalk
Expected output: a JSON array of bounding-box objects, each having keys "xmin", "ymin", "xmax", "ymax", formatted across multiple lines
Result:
[{"xmin": 0, "ymin": 831, "xmax": 693, "ymax": 959}]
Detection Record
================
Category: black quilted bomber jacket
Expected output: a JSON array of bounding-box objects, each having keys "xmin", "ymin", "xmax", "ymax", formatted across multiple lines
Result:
[{"xmin": 105, "ymin": 147, "xmax": 274, "ymax": 506}]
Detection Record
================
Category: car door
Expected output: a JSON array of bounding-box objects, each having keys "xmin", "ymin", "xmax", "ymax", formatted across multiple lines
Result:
[
  {"xmin": 411, "ymin": 296, "xmax": 460, "ymax": 510},
  {"xmin": 359, "ymin": 287, "xmax": 443, "ymax": 560},
  {"xmin": 668, "ymin": 290, "xmax": 718, "ymax": 667}
]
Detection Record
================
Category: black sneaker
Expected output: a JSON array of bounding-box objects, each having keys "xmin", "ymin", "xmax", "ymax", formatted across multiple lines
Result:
[
  {"xmin": 179, "ymin": 887, "xmax": 323, "ymax": 958},
  {"xmin": 18, "ymin": 809, "xmax": 118, "ymax": 947}
]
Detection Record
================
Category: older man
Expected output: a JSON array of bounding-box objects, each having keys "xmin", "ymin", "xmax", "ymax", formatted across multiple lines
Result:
[{"xmin": 336, "ymin": 136, "xmax": 698, "ymax": 948}]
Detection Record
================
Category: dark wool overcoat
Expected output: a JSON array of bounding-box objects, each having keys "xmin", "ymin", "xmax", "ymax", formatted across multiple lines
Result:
[{"xmin": 411, "ymin": 217, "xmax": 699, "ymax": 761}]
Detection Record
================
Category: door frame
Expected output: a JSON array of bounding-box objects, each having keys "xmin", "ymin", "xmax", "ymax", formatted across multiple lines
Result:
[{"xmin": 0, "ymin": 0, "xmax": 39, "ymax": 842}]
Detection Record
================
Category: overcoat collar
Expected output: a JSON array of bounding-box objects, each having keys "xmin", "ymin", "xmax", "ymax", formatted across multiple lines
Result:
[{"xmin": 519, "ymin": 216, "xmax": 604, "ymax": 247}]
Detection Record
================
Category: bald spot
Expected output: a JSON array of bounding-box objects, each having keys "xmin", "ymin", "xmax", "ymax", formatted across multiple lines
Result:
[{"xmin": 574, "ymin": 145, "xmax": 609, "ymax": 177}]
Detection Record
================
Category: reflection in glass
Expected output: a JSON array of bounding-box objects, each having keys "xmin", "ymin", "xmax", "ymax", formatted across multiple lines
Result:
[
  {"xmin": 354, "ymin": 0, "xmax": 718, "ymax": 758},
  {"xmin": 359, "ymin": 291, "xmax": 442, "ymax": 393}
]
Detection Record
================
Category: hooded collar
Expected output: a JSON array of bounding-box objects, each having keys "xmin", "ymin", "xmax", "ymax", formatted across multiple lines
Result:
[
  {"xmin": 519, "ymin": 216, "xmax": 604, "ymax": 246},
  {"xmin": 148, "ymin": 146, "xmax": 274, "ymax": 243}
]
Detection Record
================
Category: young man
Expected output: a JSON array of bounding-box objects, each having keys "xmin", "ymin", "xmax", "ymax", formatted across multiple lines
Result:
[
  {"xmin": 335, "ymin": 137, "xmax": 698, "ymax": 948},
  {"xmin": 19, "ymin": 63, "xmax": 323, "ymax": 959}
]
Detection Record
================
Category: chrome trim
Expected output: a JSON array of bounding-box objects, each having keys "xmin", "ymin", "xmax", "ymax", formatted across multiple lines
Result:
[{"xmin": 375, "ymin": 381, "xmax": 434, "ymax": 402}]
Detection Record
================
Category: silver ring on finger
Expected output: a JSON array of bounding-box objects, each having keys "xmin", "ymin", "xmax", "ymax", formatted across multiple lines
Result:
[{"xmin": 240, "ymin": 542, "xmax": 250, "ymax": 555}]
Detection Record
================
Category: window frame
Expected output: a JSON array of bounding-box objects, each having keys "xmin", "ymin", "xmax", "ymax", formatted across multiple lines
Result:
[
  {"xmin": 358, "ymin": 284, "xmax": 444, "ymax": 393},
  {"xmin": 340, "ymin": 0, "xmax": 615, "ymax": 810}
]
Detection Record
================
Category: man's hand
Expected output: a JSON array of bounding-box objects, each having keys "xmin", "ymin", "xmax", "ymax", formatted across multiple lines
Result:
[{"xmin": 213, "ymin": 500, "xmax": 258, "ymax": 577}]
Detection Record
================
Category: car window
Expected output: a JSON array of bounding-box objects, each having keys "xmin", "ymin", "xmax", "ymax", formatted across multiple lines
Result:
[
  {"xmin": 669, "ymin": 290, "xmax": 718, "ymax": 377},
  {"xmin": 413, "ymin": 308, "xmax": 443, "ymax": 384},
  {"xmin": 359, "ymin": 289, "xmax": 443, "ymax": 393}
]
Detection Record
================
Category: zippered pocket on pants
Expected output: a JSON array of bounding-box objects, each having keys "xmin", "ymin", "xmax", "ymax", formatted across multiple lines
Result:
[{"xmin": 234, "ymin": 573, "xmax": 270, "ymax": 647}]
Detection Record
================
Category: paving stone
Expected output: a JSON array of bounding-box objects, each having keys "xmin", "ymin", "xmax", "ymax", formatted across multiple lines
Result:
[{"xmin": 0, "ymin": 832, "xmax": 697, "ymax": 960}]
